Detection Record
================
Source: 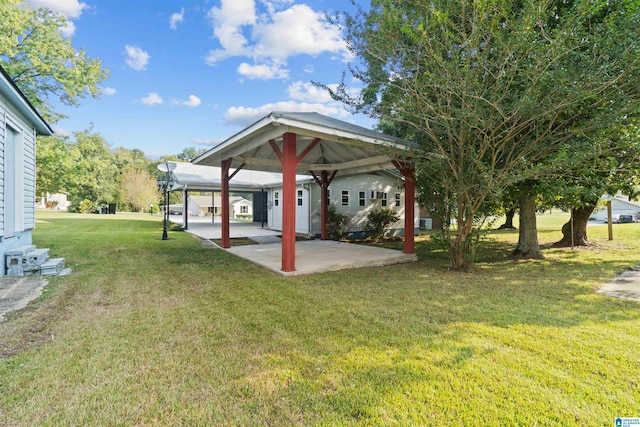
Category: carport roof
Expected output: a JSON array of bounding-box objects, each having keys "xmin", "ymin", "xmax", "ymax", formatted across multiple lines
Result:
[
  {"xmin": 192, "ymin": 111, "xmax": 415, "ymax": 175},
  {"xmin": 167, "ymin": 161, "xmax": 308, "ymax": 192}
]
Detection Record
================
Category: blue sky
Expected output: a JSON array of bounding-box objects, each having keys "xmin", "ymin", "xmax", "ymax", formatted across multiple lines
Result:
[{"xmin": 25, "ymin": 0, "xmax": 372, "ymax": 159}]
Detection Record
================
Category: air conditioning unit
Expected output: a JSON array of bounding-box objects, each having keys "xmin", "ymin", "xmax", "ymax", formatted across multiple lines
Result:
[{"xmin": 369, "ymin": 191, "xmax": 385, "ymax": 200}]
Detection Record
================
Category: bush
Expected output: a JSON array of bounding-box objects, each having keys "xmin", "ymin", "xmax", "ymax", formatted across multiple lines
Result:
[
  {"xmin": 78, "ymin": 199, "xmax": 97, "ymax": 214},
  {"xmin": 327, "ymin": 204, "xmax": 350, "ymax": 240},
  {"xmin": 365, "ymin": 207, "xmax": 400, "ymax": 239}
]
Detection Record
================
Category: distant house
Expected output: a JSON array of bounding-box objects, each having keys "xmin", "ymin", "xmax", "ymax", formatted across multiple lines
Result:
[
  {"xmin": 591, "ymin": 196, "xmax": 640, "ymax": 222},
  {"xmin": 0, "ymin": 65, "xmax": 53, "ymax": 276},
  {"xmin": 187, "ymin": 195, "xmax": 253, "ymax": 219},
  {"xmin": 36, "ymin": 192, "xmax": 71, "ymax": 210}
]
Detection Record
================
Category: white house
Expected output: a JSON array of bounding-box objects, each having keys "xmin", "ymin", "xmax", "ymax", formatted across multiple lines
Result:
[
  {"xmin": 591, "ymin": 196, "xmax": 640, "ymax": 222},
  {"xmin": 266, "ymin": 171, "xmax": 420, "ymax": 238},
  {"xmin": 0, "ymin": 65, "xmax": 53, "ymax": 276},
  {"xmin": 187, "ymin": 194, "xmax": 253, "ymax": 219}
]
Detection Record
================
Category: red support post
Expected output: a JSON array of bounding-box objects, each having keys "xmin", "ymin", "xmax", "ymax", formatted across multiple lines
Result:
[
  {"xmin": 221, "ymin": 158, "xmax": 232, "ymax": 249},
  {"xmin": 320, "ymin": 170, "xmax": 329, "ymax": 240},
  {"xmin": 281, "ymin": 133, "xmax": 297, "ymax": 272},
  {"xmin": 392, "ymin": 160, "xmax": 416, "ymax": 254},
  {"xmin": 404, "ymin": 173, "xmax": 415, "ymax": 254}
]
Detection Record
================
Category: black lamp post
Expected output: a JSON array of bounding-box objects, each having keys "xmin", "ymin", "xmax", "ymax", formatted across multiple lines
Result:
[{"xmin": 157, "ymin": 162, "xmax": 177, "ymax": 240}]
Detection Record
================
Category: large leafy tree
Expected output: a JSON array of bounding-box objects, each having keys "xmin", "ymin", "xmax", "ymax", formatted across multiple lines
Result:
[
  {"xmin": 0, "ymin": 0, "xmax": 108, "ymax": 122},
  {"xmin": 66, "ymin": 129, "xmax": 118, "ymax": 205},
  {"xmin": 328, "ymin": 0, "xmax": 640, "ymax": 270}
]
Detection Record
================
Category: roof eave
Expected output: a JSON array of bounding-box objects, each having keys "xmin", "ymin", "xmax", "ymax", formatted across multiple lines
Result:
[{"xmin": 0, "ymin": 66, "xmax": 53, "ymax": 136}]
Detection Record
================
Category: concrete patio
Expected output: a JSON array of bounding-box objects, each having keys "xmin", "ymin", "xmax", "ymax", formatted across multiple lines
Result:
[{"xmin": 174, "ymin": 216, "xmax": 418, "ymax": 276}]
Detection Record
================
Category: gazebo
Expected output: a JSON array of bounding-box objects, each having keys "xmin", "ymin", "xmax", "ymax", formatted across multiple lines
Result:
[{"xmin": 193, "ymin": 111, "xmax": 416, "ymax": 273}]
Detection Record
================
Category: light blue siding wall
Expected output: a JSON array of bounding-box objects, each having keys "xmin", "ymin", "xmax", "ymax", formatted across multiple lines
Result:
[
  {"xmin": 0, "ymin": 92, "xmax": 38, "ymax": 276},
  {"xmin": 0, "ymin": 110, "xmax": 5, "ymax": 237}
]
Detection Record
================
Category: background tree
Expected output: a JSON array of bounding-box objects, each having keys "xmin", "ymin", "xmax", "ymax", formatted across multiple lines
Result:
[
  {"xmin": 551, "ymin": 125, "xmax": 640, "ymax": 247},
  {"xmin": 328, "ymin": 0, "xmax": 640, "ymax": 270},
  {"xmin": 65, "ymin": 129, "xmax": 118, "ymax": 206},
  {"xmin": 0, "ymin": 0, "xmax": 108, "ymax": 123},
  {"xmin": 119, "ymin": 169, "xmax": 159, "ymax": 212},
  {"xmin": 177, "ymin": 147, "xmax": 207, "ymax": 162},
  {"xmin": 35, "ymin": 134, "xmax": 75, "ymax": 197}
]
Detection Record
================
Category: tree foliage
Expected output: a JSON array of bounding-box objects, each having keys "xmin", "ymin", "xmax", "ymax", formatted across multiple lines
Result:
[
  {"xmin": 365, "ymin": 207, "xmax": 400, "ymax": 239},
  {"xmin": 0, "ymin": 0, "xmax": 108, "ymax": 123},
  {"xmin": 120, "ymin": 169, "xmax": 160, "ymax": 213},
  {"xmin": 328, "ymin": 0, "xmax": 640, "ymax": 270}
]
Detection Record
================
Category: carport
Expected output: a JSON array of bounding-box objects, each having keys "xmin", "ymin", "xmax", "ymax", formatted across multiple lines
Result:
[
  {"xmin": 193, "ymin": 111, "xmax": 417, "ymax": 274},
  {"xmin": 167, "ymin": 161, "xmax": 294, "ymax": 230}
]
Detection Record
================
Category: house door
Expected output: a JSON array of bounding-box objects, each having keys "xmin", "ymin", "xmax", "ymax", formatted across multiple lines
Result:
[
  {"xmin": 295, "ymin": 188, "xmax": 310, "ymax": 234},
  {"xmin": 271, "ymin": 190, "xmax": 282, "ymax": 229}
]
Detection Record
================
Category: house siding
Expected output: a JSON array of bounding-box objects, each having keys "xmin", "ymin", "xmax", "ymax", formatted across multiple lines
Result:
[
  {"xmin": 266, "ymin": 173, "xmax": 419, "ymax": 238},
  {"xmin": 0, "ymin": 110, "xmax": 5, "ymax": 237},
  {"xmin": 310, "ymin": 173, "xmax": 418, "ymax": 237},
  {"xmin": 0, "ymin": 88, "xmax": 40, "ymax": 275},
  {"xmin": 23, "ymin": 126, "xmax": 36, "ymax": 229}
]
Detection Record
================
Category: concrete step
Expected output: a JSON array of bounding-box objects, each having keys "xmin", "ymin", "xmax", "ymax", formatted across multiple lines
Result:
[
  {"xmin": 6, "ymin": 245, "xmax": 37, "ymax": 276},
  {"xmin": 24, "ymin": 248, "xmax": 50, "ymax": 271},
  {"xmin": 40, "ymin": 258, "xmax": 65, "ymax": 276}
]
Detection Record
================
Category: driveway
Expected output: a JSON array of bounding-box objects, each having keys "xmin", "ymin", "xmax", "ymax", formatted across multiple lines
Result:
[{"xmin": 0, "ymin": 276, "xmax": 47, "ymax": 322}]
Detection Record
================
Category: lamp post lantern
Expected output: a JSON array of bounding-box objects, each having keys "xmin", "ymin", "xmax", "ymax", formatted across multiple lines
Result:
[{"xmin": 157, "ymin": 162, "xmax": 177, "ymax": 240}]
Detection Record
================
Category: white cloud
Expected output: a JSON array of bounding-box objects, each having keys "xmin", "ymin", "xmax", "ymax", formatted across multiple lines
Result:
[
  {"xmin": 174, "ymin": 95, "xmax": 202, "ymax": 107},
  {"xmin": 25, "ymin": 0, "xmax": 87, "ymax": 18},
  {"xmin": 205, "ymin": 0, "xmax": 256, "ymax": 64},
  {"xmin": 125, "ymin": 45, "xmax": 150, "ymax": 71},
  {"xmin": 237, "ymin": 62, "xmax": 288, "ymax": 80},
  {"xmin": 140, "ymin": 92, "xmax": 163, "ymax": 105},
  {"xmin": 224, "ymin": 101, "xmax": 347, "ymax": 126},
  {"xmin": 169, "ymin": 8, "xmax": 185, "ymax": 30},
  {"xmin": 102, "ymin": 87, "xmax": 116, "ymax": 95},
  {"xmin": 25, "ymin": 0, "xmax": 88, "ymax": 36},
  {"xmin": 205, "ymin": 1, "xmax": 349, "ymax": 80},
  {"xmin": 287, "ymin": 81, "xmax": 337, "ymax": 103},
  {"xmin": 192, "ymin": 137, "xmax": 223, "ymax": 146},
  {"xmin": 252, "ymin": 5, "xmax": 347, "ymax": 60}
]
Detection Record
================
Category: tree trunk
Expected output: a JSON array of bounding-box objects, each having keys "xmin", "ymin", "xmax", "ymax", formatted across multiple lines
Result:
[
  {"xmin": 555, "ymin": 202, "xmax": 597, "ymax": 247},
  {"xmin": 499, "ymin": 207, "xmax": 516, "ymax": 229},
  {"xmin": 512, "ymin": 188, "xmax": 543, "ymax": 259},
  {"xmin": 448, "ymin": 203, "xmax": 473, "ymax": 271}
]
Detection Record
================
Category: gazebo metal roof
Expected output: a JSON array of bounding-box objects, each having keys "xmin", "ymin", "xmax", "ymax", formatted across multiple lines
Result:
[
  {"xmin": 192, "ymin": 111, "xmax": 414, "ymax": 175},
  {"xmin": 167, "ymin": 161, "xmax": 305, "ymax": 192}
]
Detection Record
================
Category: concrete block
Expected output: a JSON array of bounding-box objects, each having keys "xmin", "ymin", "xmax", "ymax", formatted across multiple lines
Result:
[
  {"xmin": 40, "ymin": 258, "xmax": 65, "ymax": 276},
  {"xmin": 25, "ymin": 248, "xmax": 49, "ymax": 270}
]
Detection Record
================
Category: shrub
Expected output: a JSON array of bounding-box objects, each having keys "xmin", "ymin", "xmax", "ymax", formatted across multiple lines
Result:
[
  {"xmin": 365, "ymin": 207, "xmax": 400, "ymax": 239},
  {"xmin": 78, "ymin": 199, "xmax": 97, "ymax": 214},
  {"xmin": 327, "ymin": 204, "xmax": 350, "ymax": 240}
]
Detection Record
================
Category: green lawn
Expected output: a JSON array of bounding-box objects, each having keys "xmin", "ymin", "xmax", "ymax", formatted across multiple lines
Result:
[{"xmin": 0, "ymin": 210, "xmax": 639, "ymax": 425}]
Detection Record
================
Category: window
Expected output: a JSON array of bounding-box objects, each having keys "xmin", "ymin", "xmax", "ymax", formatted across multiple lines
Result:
[
  {"xmin": 359, "ymin": 191, "xmax": 366, "ymax": 207},
  {"xmin": 297, "ymin": 190, "xmax": 303, "ymax": 206},
  {"xmin": 341, "ymin": 190, "xmax": 349, "ymax": 206},
  {"xmin": 274, "ymin": 191, "xmax": 279, "ymax": 207},
  {"xmin": 395, "ymin": 193, "xmax": 401, "ymax": 207},
  {"xmin": 241, "ymin": 205, "xmax": 248, "ymax": 214},
  {"xmin": 381, "ymin": 192, "xmax": 388, "ymax": 207},
  {"xmin": 327, "ymin": 189, "xmax": 331, "ymax": 204}
]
